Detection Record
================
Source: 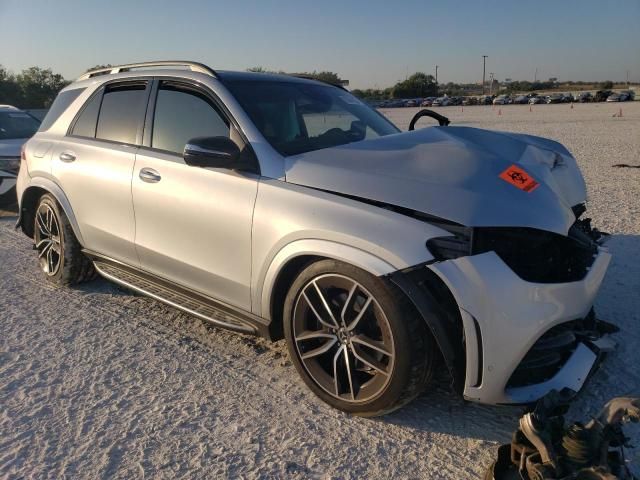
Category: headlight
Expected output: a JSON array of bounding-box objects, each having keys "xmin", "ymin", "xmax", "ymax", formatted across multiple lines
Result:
[{"xmin": 472, "ymin": 227, "xmax": 597, "ymax": 283}]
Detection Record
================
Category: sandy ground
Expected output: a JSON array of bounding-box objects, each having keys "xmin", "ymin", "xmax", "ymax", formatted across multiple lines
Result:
[{"xmin": 1, "ymin": 102, "xmax": 639, "ymax": 479}]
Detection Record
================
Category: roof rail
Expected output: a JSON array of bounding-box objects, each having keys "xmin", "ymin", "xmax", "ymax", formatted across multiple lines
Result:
[{"xmin": 77, "ymin": 61, "xmax": 217, "ymax": 81}]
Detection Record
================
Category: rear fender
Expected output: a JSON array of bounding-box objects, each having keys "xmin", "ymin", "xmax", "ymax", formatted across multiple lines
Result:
[{"xmin": 17, "ymin": 177, "xmax": 85, "ymax": 246}]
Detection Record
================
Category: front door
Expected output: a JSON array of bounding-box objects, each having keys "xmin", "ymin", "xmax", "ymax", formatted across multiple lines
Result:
[{"xmin": 132, "ymin": 80, "xmax": 258, "ymax": 310}]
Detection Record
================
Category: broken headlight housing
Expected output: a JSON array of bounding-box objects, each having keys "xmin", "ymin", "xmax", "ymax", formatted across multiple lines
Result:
[
  {"xmin": 426, "ymin": 224, "xmax": 472, "ymax": 260},
  {"xmin": 426, "ymin": 220, "xmax": 600, "ymax": 284},
  {"xmin": 472, "ymin": 225, "xmax": 598, "ymax": 283}
]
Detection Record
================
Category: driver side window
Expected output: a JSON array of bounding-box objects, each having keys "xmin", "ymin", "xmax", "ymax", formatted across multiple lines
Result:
[{"xmin": 151, "ymin": 83, "xmax": 230, "ymax": 155}]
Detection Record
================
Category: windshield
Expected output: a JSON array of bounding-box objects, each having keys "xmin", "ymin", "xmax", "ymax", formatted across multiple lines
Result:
[
  {"xmin": 0, "ymin": 111, "xmax": 40, "ymax": 140},
  {"xmin": 224, "ymin": 80, "xmax": 400, "ymax": 156}
]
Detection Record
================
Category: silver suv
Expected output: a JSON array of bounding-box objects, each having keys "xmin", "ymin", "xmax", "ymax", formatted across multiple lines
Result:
[{"xmin": 16, "ymin": 61, "xmax": 615, "ymax": 416}]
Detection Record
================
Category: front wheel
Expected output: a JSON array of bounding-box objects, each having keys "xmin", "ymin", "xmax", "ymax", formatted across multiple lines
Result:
[{"xmin": 283, "ymin": 259, "xmax": 435, "ymax": 416}]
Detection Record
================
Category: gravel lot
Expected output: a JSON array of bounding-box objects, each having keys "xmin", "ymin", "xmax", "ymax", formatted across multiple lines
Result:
[{"xmin": 1, "ymin": 102, "xmax": 639, "ymax": 479}]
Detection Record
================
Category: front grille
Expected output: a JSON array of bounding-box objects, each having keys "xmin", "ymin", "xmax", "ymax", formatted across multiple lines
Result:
[
  {"xmin": 472, "ymin": 223, "xmax": 598, "ymax": 283},
  {"xmin": 507, "ymin": 312, "xmax": 599, "ymax": 388}
]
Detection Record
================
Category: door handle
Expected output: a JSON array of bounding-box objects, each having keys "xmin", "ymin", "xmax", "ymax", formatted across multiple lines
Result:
[
  {"xmin": 139, "ymin": 167, "xmax": 161, "ymax": 183},
  {"xmin": 59, "ymin": 151, "xmax": 76, "ymax": 163}
]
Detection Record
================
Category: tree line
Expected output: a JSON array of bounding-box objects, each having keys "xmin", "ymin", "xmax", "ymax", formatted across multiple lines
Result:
[{"xmin": 0, "ymin": 66, "xmax": 69, "ymax": 109}]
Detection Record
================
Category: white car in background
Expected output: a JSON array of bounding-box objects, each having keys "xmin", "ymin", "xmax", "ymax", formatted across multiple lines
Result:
[
  {"xmin": 0, "ymin": 105, "xmax": 41, "ymax": 206},
  {"xmin": 432, "ymin": 96, "xmax": 450, "ymax": 106}
]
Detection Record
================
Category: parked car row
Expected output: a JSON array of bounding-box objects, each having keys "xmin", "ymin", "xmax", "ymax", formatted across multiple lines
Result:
[
  {"xmin": 0, "ymin": 105, "xmax": 41, "ymax": 207},
  {"xmin": 374, "ymin": 90, "xmax": 635, "ymax": 108}
]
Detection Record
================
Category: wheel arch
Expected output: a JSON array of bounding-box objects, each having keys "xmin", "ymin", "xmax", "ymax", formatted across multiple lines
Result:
[
  {"xmin": 387, "ymin": 265, "xmax": 467, "ymax": 394},
  {"xmin": 258, "ymin": 239, "xmax": 397, "ymax": 340},
  {"xmin": 17, "ymin": 178, "xmax": 85, "ymax": 246}
]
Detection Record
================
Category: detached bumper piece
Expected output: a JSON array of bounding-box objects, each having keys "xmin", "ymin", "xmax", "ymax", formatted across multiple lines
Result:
[
  {"xmin": 506, "ymin": 310, "xmax": 618, "ymax": 389},
  {"xmin": 504, "ymin": 312, "xmax": 617, "ymax": 405},
  {"xmin": 485, "ymin": 391, "xmax": 640, "ymax": 480}
]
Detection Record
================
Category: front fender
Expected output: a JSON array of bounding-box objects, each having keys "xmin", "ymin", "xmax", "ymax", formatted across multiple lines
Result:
[
  {"xmin": 17, "ymin": 176, "xmax": 85, "ymax": 246},
  {"xmin": 257, "ymin": 239, "xmax": 395, "ymax": 320}
]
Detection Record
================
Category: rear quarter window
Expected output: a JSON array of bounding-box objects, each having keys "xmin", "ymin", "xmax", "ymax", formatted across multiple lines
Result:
[
  {"xmin": 38, "ymin": 88, "xmax": 86, "ymax": 132},
  {"xmin": 70, "ymin": 92, "xmax": 102, "ymax": 138}
]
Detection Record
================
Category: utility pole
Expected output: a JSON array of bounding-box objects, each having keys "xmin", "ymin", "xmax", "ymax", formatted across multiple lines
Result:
[
  {"xmin": 489, "ymin": 73, "xmax": 495, "ymax": 95},
  {"xmin": 435, "ymin": 65, "xmax": 438, "ymax": 85},
  {"xmin": 482, "ymin": 55, "xmax": 488, "ymax": 95},
  {"xmin": 534, "ymin": 67, "xmax": 538, "ymax": 83}
]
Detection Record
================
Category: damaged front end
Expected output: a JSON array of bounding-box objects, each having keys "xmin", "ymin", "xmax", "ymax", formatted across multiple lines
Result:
[
  {"xmin": 426, "ymin": 205, "xmax": 608, "ymax": 284},
  {"xmin": 485, "ymin": 391, "xmax": 640, "ymax": 480},
  {"xmin": 392, "ymin": 205, "xmax": 616, "ymax": 405}
]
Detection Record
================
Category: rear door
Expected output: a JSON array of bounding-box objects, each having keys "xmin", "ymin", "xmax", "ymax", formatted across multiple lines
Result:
[
  {"xmin": 132, "ymin": 79, "xmax": 258, "ymax": 310},
  {"xmin": 52, "ymin": 80, "xmax": 150, "ymax": 265}
]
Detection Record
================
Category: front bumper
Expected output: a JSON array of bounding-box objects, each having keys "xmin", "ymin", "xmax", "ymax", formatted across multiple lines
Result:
[{"xmin": 426, "ymin": 247, "xmax": 612, "ymax": 404}]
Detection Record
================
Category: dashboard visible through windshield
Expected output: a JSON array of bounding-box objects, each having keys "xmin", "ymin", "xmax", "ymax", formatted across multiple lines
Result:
[{"xmin": 223, "ymin": 80, "xmax": 400, "ymax": 156}]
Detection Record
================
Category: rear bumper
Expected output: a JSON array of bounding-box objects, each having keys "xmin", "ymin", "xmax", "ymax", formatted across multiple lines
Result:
[{"xmin": 412, "ymin": 247, "xmax": 612, "ymax": 405}]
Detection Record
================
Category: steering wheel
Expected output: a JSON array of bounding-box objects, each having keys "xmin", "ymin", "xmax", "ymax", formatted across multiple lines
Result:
[{"xmin": 408, "ymin": 109, "xmax": 451, "ymax": 130}]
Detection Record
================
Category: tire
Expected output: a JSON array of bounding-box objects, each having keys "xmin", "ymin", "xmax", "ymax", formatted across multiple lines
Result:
[
  {"xmin": 283, "ymin": 259, "xmax": 435, "ymax": 417},
  {"xmin": 33, "ymin": 193, "xmax": 96, "ymax": 285}
]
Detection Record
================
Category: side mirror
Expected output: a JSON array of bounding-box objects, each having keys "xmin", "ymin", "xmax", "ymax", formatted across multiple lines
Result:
[{"xmin": 183, "ymin": 136, "xmax": 240, "ymax": 168}]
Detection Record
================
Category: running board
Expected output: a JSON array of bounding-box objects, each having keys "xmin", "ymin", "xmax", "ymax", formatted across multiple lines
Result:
[{"xmin": 85, "ymin": 251, "xmax": 270, "ymax": 337}]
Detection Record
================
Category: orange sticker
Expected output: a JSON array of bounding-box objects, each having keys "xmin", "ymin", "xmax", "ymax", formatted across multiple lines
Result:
[{"xmin": 499, "ymin": 165, "xmax": 539, "ymax": 192}]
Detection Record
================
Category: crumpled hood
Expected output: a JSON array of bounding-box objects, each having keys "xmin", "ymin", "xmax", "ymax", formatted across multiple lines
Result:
[{"xmin": 285, "ymin": 126, "xmax": 586, "ymax": 235}]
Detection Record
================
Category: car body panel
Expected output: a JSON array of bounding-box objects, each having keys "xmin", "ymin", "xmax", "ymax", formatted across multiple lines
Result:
[
  {"xmin": 251, "ymin": 178, "xmax": 447, "ymax": 318},
  {"xmin": 17, "ymin": 173, "xmax": 87, "ymax": 247},
  {"xmin": 285, "ymin": 126, "xmax": 583, "ymax": 235},
  {"xmin": 428, "ymin": 248, "xmax": 611, "ymax": 404},
  {"xmin": 133, "ymin": 149, "xmax": 258, "ymax": 310},
  {"xmin": 51, "ymin": 137, "xmax": 139, "ymax": 265}
]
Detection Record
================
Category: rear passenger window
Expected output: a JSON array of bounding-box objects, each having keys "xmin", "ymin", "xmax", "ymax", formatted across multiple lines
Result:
[
  {"xmin": 151, "ymin": 84, "xmax": 229, "ymax": 154},
  {"xmin": 71, "ymin": 92, "xmax": 101, "ymax": 138},
  {"xmin": 95, "ymin": 83, "xmax": 147, "ymax": 144}
]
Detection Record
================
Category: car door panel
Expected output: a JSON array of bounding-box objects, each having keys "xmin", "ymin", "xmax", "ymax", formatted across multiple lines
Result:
[
  {"xmin": 52, "ymin": 137, "xmax": 138, "ymax": 265},
  {"xmin": 49, "ymin": 80, "xmax": 150, "ymax": 266},
  {"xmin": 133, "ymin": 149, "xmax": 257, "ymax": 310}
]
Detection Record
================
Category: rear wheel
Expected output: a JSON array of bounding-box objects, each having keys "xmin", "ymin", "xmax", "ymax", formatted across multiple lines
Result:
[
  {"xmin": 33, "ymin": 194, "xmax": 96, "ymax": 285},
  {"xmin": 283, "ymin": 259, "xmax": 435, "ymax": 416}
]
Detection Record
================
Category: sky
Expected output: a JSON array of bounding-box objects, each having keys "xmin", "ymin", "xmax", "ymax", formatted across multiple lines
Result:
[{"xmin": 1, "ymin": 0, "xmax": 639, "ymax": 89}]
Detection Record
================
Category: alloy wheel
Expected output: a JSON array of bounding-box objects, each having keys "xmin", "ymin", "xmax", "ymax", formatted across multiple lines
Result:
[
  {"xmin": 34, "ymin": 203, "xmax": 62, "ymax": 276},
  {"xmin": 292, "ymin": 274, "xmax": 395, "ymax": 403}
]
